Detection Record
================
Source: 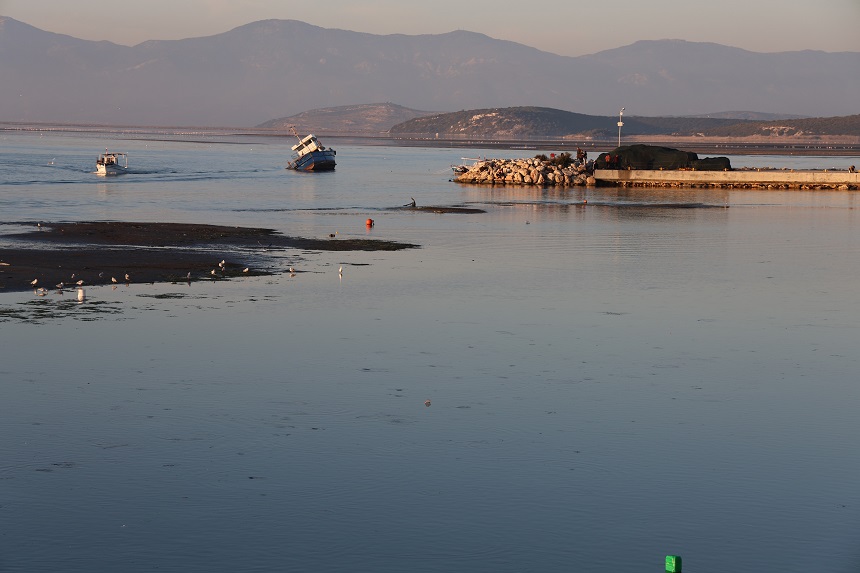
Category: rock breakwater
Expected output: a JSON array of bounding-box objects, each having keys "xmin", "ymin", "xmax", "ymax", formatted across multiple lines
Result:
[{"xmin": 454, "ymin": 156, "xmax": 595, "ymax": 187}]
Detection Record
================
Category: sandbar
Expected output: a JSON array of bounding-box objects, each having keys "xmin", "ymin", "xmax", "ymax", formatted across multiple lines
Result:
[{"xmin": 0, "ymin": 222, "xmax": 418, "ymax": 292}]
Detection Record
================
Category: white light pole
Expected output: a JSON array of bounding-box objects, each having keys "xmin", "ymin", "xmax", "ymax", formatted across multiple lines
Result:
[{"xmin": 617, "ymin": 107, "xmax": 625, "ymax": 148}]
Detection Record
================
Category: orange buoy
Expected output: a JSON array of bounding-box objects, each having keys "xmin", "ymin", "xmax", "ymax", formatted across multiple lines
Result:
[{"xmin": 366, "ymin": 218, "xmax": 374, "ymax": 227}]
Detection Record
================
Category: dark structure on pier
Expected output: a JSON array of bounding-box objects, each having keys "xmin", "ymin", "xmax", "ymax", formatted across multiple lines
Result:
[{"xmin": 596, "ymin": 144, "xmax": 731, "ymax": 171}]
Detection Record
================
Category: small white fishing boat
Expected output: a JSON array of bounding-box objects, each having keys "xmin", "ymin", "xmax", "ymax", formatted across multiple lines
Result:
[{"xmin": 96, "ymin": 150, "xmax": 129, "ymax": 175}]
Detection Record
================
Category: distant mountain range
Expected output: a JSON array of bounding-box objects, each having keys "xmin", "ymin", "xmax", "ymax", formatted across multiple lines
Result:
[{"xmin": 1, "ymin": 17, "xmax": 858, "ymax": 127}]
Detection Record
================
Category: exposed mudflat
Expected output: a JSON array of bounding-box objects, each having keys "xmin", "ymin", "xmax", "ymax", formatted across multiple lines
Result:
[{"xmin": 0, "ymin": 222, "xmax": 418, "ymax": 292}]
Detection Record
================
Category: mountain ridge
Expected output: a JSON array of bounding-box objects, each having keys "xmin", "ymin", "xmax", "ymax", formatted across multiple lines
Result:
[{"xmin": 1, "ymin": 16, "xmax": 858, "ymax": 126}]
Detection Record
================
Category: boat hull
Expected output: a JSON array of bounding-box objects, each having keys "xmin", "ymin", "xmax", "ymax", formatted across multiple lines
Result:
[
  {"xmin": 96, "ymin": 164, "xmax": 128, "ymax": 175},
  {"xmin": 288, "ymin": 149, "xmax": 336, "ymax": 171}
]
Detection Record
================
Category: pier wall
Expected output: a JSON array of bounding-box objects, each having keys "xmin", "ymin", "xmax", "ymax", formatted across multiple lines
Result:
[{"xmin": 594, "ymin": 169, "xmax": 860, "ymax": 189}]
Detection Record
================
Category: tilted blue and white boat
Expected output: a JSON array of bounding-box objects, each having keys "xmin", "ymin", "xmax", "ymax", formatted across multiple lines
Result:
[{"xmin": 286, "ymin": 129, "xmax": 336, "ymax": 172}]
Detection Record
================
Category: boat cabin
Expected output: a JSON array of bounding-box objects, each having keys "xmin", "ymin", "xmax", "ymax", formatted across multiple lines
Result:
[
  {"xmin": 97, "ymin": 152, "xmax": 128, "ymax": 168},
  {"xmin": 291, "ymin": 134, "xmax": 325, "ymax": 156}
]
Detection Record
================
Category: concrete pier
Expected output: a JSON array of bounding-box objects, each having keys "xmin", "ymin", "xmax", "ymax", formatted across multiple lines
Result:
[{"xmin": 594, "ymin": 169, "xmax": 859, "ymax": 190}]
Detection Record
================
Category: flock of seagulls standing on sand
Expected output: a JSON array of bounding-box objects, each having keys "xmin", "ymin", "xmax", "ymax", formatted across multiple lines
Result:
[
  {"xmin": 21, "ymin": 218, "xmax": 356, "ymax": 299},
  {"xmin": 23, "ymin": 220, "xmax": 353, "ymax": 297},
  {"xmin": 28, "ymin": 257, "xmax": 347, "ymax": 299},
  {"xmin": 29, "ymin": 271, "xmax": 126, "ymax": 299},
  {"xmin": 29, "ymin": 275, "xmax": 86, "ymax": 301}
]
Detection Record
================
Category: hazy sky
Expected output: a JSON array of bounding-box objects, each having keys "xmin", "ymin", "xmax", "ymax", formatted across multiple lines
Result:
[{"xmin": 2, "ymin": 0, "xmax": 859, "ymax": 56}]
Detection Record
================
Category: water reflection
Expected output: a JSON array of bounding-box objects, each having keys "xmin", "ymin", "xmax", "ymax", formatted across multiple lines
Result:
[{"xmin": 2, "ymin": 134, "xmax": 860, "ymax": 573}]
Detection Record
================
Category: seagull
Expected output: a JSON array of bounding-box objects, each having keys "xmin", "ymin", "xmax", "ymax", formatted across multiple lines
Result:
[
  {"xmin": 289, "ymin": 266, "xmax": 295, "ymax": 274},
  {"xmin": 76, "ymin": 280, "xmax": 84, "ymax": 286},
  {"xmin": 35, "ymin": 287, "xmax": 48, "ymax": 296},
  {"xmin": 211, "ymin": 269, "xmax": 217, "ymax": 276},
  {"xmin": 56, "ymin": 282, "xmax": 64, "ymax": 289},
  {"xmin": 125, "ymin": 273, "xmax": 130, "ymax": 282},
  {"xmin": 30, "ymin": 278, "xmax": 38, "ymax": 286},
  {"xmin": 424, "ymin": 399, "xmax": 432, "ymax": 407},
  {"xmin": 219, "ymin": 260, "xmax": 226, "ymax": 268},
  {"xmin": 242, "ymin": 268, "xmax": 249, "ymax": 273},
  {"xmin": 338, "ymin": 266, "xmax": 343, "ymax": 275},
  {"xmin": 186, "ymin": 272, "xmax": 192, "ymax": 280},
  {"xmin": 111, "ymin": 277, "xmax": 117, "ymax": 283}
]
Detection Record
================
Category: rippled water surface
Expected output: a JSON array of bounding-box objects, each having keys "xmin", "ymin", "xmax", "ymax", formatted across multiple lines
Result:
[{"xmin": 2, "ymin": 130, "xmax": 859, "ymax": 572}]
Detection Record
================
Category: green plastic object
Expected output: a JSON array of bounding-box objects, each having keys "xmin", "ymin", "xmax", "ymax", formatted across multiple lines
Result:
[{"xmin": 665, "ymin": 555, "xmax": 682, "ymax": 572}]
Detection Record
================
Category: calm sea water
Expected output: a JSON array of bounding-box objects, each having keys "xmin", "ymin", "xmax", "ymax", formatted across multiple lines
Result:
[{"xmin": 1, "ymin": 130, "xmax": 859, "ymax": 573}]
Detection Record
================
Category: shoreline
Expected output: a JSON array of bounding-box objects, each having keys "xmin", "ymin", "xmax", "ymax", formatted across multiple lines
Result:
[{"xmin": 3, "ymin": 122, "xmax": 859, "ymax": 156}]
